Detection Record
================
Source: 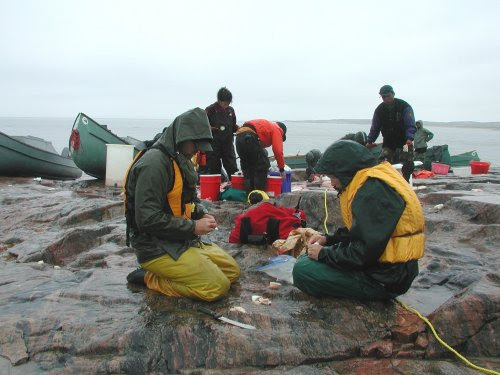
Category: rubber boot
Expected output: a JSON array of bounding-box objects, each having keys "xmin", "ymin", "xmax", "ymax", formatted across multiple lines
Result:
[{"xmin": 126, "ymin": 268, "xmax": 147, "ymax": 286}]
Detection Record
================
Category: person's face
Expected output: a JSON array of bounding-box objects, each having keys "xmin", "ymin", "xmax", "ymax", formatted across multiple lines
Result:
[
  {"xmin": 178, "ymin": 140, "xmax": 197, "ymax": 159},
  {"xmin": 218, "ymin": 100, "xmax": 230, "ymax": 109},
  {"xmin": 326, "ymin": 174, "xmax": 343, "ymax": 192},
  {"xmin": 381, "ymin": 92, "xmax": 395, "ymax": 105}
]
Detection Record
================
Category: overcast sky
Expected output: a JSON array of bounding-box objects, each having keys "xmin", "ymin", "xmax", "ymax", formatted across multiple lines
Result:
[{"xmin": 1, "ymin": 0, "xmax": 499, "ymax": 122}]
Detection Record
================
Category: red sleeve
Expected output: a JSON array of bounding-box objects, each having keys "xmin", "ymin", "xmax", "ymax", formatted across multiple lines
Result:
[{"xmin": 271, "ymin": 128, "xmax": 285, "ymax": 170}]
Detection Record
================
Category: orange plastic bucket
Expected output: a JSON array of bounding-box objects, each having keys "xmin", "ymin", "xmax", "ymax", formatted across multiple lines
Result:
[
  {"xmin": 266, "ymin": 176, "xmax": 282, "ymax": 197},
  {"xmin": 470, "ymin": 161, "xmax": 490, "ymax": 174},
  {"xmin": 431, "ymin": 162, "xmax": 450, "ymax": 175},
  {"xmin": 231, "ymin": 174, "xmax": 245, "ymax": 190},
  {"xmin": 199, "ymin": 174, "xmax": 221, "ymax": 201}
]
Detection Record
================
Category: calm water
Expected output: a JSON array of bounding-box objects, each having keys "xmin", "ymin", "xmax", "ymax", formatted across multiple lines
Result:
[{"xmin": 1, "ymin": 116, "xmax": 499, "ymax": 165}]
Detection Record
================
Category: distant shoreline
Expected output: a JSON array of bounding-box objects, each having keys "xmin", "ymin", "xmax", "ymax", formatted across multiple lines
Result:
[
  {"xmin": 286, "ymin": 119, "xmax": 500, "ymax": 130},
  {"xmin": 1, "ymin": 116, "xmax": 499, "ymax": 130}
]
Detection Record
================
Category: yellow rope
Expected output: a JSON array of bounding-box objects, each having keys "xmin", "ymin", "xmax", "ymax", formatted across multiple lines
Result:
[
  {"xmin": 323, "ymin": 188, "xmax": 329, "ymax": 234},
  {"xmin": 397, "ymin": 299, "xmax": 499, "ymax": 375}
]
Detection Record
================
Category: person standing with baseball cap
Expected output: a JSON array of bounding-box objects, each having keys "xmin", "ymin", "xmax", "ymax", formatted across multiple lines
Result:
[{"xmin": 366, "ymin": 85, "xmax": 417, "ymax": 182}]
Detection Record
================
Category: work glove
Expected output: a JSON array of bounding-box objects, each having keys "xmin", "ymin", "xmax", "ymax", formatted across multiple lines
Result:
[{"xmin": 192, "ymin": 202, "xmax": 209, "ymax": 220}]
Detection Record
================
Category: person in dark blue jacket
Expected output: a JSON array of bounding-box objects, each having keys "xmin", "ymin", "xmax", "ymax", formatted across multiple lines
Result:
[{"xmin": 366, "ymin": 85, "xmax": 416, "ymax": 182}]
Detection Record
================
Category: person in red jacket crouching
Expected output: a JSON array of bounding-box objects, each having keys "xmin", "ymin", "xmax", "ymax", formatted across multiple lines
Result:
[{"xmin": 235, "ymin": 119, "xmax": 287, "ymax": 194}]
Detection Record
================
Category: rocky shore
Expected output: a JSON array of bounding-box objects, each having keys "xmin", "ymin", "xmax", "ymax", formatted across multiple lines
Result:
[{"xmin": 0, "ymin": 169, "xmax": 499, "ymax": 374}]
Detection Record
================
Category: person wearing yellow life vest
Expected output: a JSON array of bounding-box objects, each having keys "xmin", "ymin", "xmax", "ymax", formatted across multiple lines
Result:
[
  {"xmin": 124, "ymin": 108, "xmax": 240, "ymax": 301},
  {"xmin": 293, "ymin": 140, "xmax": 424, "ymax": 300}
]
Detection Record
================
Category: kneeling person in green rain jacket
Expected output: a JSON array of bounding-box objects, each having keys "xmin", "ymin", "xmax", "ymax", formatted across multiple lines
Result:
[
  {"xmin": 125, "ymin": 108, "xmax": 240, "ymax": 301},
  {"xmin": 293, "ymin": 140, "xmax": 424, "ymax": 301}
]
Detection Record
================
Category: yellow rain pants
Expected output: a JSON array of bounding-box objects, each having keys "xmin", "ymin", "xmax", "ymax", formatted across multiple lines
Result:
[{"xmin": 141, "ymin": 242, "xmax": 240, "ymax": 301}]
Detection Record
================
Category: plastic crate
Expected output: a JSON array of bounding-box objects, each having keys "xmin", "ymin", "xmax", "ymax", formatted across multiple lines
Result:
[{"xmin": 431, "ymin": 162, "xmax": 450, "ymax": 175}]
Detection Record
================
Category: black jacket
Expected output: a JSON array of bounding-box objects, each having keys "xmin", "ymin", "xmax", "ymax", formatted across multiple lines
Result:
[
  {"xmin": 205, "ymin": 102, "xmax": 237, "ymax": 141},
  {"xmin": 374, "ymin": 98, "xmax": 413, "ymax": 149}
]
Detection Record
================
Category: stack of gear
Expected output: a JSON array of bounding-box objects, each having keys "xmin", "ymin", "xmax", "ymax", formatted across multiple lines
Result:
[{"xmin": 229, "ymin": 202, "xmax": 306, "ymax": 245}]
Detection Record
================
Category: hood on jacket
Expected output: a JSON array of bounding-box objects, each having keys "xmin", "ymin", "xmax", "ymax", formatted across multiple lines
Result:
[
  {"xmin": 154, "ymin": 108, "xmax": 213, "ymax": 156},
  {"xmin": 314, "ymin": 140, "xmax": 377, "ymax": 189},
  {"xmin": 416, "ymin": 120, "xmax": 423, "ymax": 129},
  {"xmin": 305, "ymin": 149, "xmax": 322, "ymax": 163}
]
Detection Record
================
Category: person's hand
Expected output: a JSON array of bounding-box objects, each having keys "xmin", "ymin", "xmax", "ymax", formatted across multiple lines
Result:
[
  {"xmin": 194, "ymin": 216, "xmax": 217, "ymax": 235},
  {"xmin": 307, "ymin": 234, "xmax": 326, "ymax": 246},
  {"xmin": 403, "ymin": 140, "xmax": 413, "ymax": 152},
  {"xmin": 307, "ymin": 242, "xmax": 323, "ymax": 261},
  {"xmin": 366, "ymin": 142, "xmax": 377, "ymax": 149},
  {"xmin": 280, "ymin": 171, "xmax": 286, "ymax": 178}
]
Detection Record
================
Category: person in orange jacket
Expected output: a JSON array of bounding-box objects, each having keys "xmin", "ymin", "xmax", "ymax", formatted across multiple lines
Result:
[{"xmin": 235, "ymin": 119, "xmax": 287, "ymax": 193}]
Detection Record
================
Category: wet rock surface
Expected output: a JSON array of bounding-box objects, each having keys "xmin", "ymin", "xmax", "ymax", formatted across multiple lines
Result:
[{"xmin": 0, "ymin": 170, "xmax": 499, "ymax": 374}]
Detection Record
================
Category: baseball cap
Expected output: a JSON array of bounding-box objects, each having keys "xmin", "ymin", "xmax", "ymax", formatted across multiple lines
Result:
[{"xmin": 379, "ymin": 85, "xmax": 394, "ymax": 96}]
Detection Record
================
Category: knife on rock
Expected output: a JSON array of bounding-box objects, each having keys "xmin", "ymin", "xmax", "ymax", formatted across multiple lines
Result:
[{"xmin": 198, "ymin": 306, "xmax": 256, "ymax": 330}]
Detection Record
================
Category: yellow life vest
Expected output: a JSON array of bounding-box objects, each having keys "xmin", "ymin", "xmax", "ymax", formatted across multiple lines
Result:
[
  {"xmin": 168, "ymin": 159, "xmax": 193, "ymax": 219},
  {"xmin": 339, "ymin": 162, "xmax": 425, "ymax": 263}
]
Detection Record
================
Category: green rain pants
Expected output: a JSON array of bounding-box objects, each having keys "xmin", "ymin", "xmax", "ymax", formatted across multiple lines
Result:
[{"xmin": 292, "ymin": 255, "xmax": 395, "ymax": 301}]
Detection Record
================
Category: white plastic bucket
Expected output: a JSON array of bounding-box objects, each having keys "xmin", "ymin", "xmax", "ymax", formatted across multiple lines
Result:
[{"xmin": 105, "ymin": 144, "xmax": 135, "ymax": 187}]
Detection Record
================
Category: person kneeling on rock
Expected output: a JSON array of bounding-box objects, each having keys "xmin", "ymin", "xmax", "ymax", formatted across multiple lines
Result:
[
  {"xmin": 124, "ymin": 108, "xmax": 240, "ymax": 301},
  {"xmin": 293, "ymin": 140, "xmax": 424, "ymax": 301}
]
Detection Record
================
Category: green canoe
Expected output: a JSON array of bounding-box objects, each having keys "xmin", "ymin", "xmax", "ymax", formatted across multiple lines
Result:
[
  {"xmin": 0, "ymin": 132, "xmax": 82, "ymax": 180},
  {"xmin": 277, "ymin": 145, "xmax": 383, "ymax": 170},
  {"xmin": 284, "ymin": 154, "xmax": 307, "ymax": 169},
  {"xmin": 69, "ymin": 113, "xmax": 144, "ymax": 179},
  {"xmin": 450, "ymin": 150, "xmax": 480, "ymax": 167},
  {"xmin": 280, "ymin": 145, "xmax": 479, "ymax": 172},
  {"xmin": 422, "ymin": 145, "xmax": 480, "ymax": 170},
  {"xmin": 268, "ymin": 154, "xmax": 308, "ymax": 170}
]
